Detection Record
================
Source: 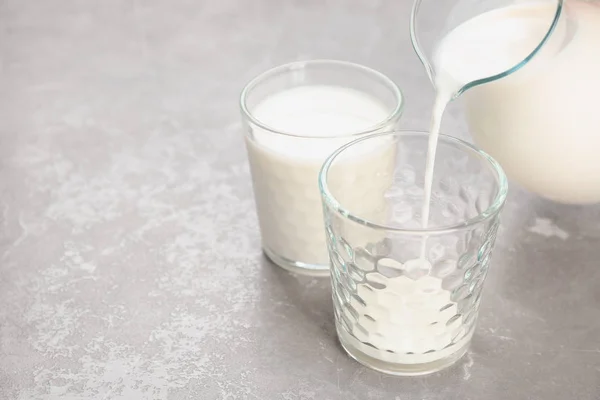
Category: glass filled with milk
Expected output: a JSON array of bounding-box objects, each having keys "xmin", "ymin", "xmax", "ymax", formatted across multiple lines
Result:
[
  {"xmin": 319, "ymin": 131, "xmax": 507, "ymax": 375},
  {"xmin": 412, "ymin": 0, "xmax": 600, "ymax": 204},
  {"xmin": 240, "ymin": 60, "xmax": 403, "ymax": 275}
]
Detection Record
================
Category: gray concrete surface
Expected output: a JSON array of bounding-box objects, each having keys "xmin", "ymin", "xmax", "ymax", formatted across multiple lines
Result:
[{"xmin": 1, "ymin": 0, "xmax": 599, "ymax": 399}]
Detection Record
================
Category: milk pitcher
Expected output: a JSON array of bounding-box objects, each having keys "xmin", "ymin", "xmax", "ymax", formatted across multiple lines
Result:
[{"xmin": 411, "ymin": 0, "xmax": 600, "ymax": 204}]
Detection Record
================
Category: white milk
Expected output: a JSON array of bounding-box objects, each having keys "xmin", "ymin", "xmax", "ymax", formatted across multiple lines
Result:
[
  {"xmin": 246, "ymin": 85, "xmax": 396, "ymax": 268},
  {"xmin": 443, "ymin": 1, "xmax": 600, "ymax": 204},
  {"xmin": 341, "ymin": 81, "xmax": 459, "ymax": 364},
  {"xmin": 342, "ymin": 259, "xmax": 473, "ymax": 367}
]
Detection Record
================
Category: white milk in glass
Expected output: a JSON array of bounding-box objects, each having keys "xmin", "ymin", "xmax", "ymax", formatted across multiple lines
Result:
[
  {"xmin": 246, "ymin": 85, "xmax": 395, "ymax": 268},
  {"xmin": 344, "ymin": 0, "xmax": 599, "ymax": 364}
]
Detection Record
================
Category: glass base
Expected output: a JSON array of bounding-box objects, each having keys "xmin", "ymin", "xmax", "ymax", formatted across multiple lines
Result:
[
  {"xmin": 263, "ymin": 247, "xmax": 330, "ymax": 277},
  {"xmin": 337, "ymin": 325, "xmax": 472, "ymax": 376}
]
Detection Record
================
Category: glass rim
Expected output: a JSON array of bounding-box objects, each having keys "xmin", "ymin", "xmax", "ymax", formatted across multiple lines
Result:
[
  {"xmin": 239, "ymin": 59, "xmax": 404, "ymax": 139},
  {"xmin": 318, "ymin": 130, "xmax": 509, "ymax": 235}
]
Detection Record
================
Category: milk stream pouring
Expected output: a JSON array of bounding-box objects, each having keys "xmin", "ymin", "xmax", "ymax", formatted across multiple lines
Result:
[
  {"xmin": 339, "ymin": 0, "xmax": 591, "ymax": 368},
  {"xmin": 414, "ymin": 0, "xmax": 600, "ymax": 205},
  {"xmin": 351, "ymin": 1, "xmax": 566, "ymax": 364}
]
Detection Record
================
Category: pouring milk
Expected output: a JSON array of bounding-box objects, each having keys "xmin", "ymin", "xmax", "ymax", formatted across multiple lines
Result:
[
  {"xmin": 341, "ymin": 0, "xmax": 597, "ymax": 367},
  {"xmin": 421, "ymin": 0, "xmax": 600, "ymax": 212}
]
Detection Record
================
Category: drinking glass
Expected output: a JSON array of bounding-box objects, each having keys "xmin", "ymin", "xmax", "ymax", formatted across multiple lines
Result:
[
  {"xmin": 240, "ymin": 60, "xmax": 403, "ymax": 276},
  {"xmin": 319, "ymin": 131, "xmax": 508, "ymax": 375}
]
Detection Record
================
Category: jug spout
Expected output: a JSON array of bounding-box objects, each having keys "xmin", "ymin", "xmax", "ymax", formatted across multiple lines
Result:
[{"xmin": 410, "ymin": 0, "xmax": 564, "ymax": 98}]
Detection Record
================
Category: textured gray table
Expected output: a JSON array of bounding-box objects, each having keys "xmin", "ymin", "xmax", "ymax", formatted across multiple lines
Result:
[{"xmin": 1, "ymin": 1, "xmax": 599, "ymax": 399}]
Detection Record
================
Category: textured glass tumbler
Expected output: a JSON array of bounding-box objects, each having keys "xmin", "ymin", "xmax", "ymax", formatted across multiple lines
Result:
[
  {"xmin": 319, "ymin": 131, "xmax": 508, "ymax": 375},
  {"xmin": 240, "ymin": 60, "xmax": 403, "ymax": 276}
]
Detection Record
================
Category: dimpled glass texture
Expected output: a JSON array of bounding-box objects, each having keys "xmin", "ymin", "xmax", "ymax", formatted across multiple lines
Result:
[{"xmin": 319, "ymin": 131, "xmax": 507, "ymax": 376}]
